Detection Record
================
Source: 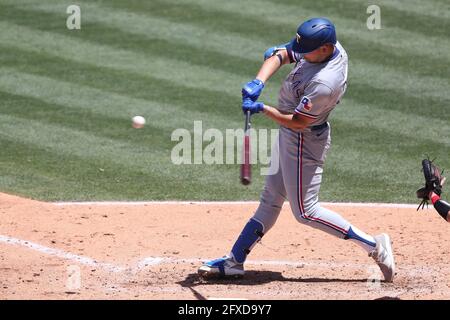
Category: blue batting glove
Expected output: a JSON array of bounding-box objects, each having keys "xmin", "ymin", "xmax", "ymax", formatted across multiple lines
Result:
[
  {"xmin": 242, "ymin": 79, "xmax": 264, "ymax": 101},
  {"xmin": 264, "ymin": 46, "xmax": 279, "ymax": 61},
  {"xmin": 263, "ymin": 42, "xmax": 289, "ymax": 61},
  {"xmin": 242, "ymin": 98, "xmax": 264, "ymax": 115}
]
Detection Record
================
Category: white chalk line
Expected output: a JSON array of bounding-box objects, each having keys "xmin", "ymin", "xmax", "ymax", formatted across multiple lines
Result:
[
  {"xmin": 0, "ymin": 234, "xmax": 125, "ymax": 273},
  {"xmin": 52, "ymin": 200, "xmax": 427, "ymax": 209},
  {"xmin": 2, "ymin": 234, "xmax": 449, "ymax": 299},
  {"xmin": 1, "ymin": 235, "xmax": 363, "ymax": 274},
  {"xmin": 135, "ymin": 256, "xmax": 364, "ymax": 270},
  {"xmin": 1, "ymin": 234, "xmax": 446, "ymax": 275},
  {"xmin": 133, "ymin": 256, "xmax": 450, "ymax": 277}
]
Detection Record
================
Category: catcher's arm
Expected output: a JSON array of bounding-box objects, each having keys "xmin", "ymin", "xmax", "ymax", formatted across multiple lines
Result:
[{"xmin": 428, "ymin": 178, "xmax": 450, "ymax": 222}]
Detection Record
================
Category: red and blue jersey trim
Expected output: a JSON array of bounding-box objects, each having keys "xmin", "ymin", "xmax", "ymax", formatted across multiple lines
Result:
[
  {"xmin": 296, "ymin": 133, "xmax": 348, "ymax": 236},
  {"xmin": 294, "ymin": 109, "xmax": 319, "ymax": 119}
]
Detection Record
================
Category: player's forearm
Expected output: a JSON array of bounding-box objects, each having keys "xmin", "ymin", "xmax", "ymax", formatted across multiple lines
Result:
[
  {"xmin": 431, "ymin": 193, "xmax": 450, "ymax": 222},
  {"xmin": 255, "ymin": 50, "xmax": 288, "ymax": 83},
  {"xmin": 255, "ymin": 56, "xmax": 282, "ymax": 83},
  {"xmin": 262, "ymin": 104, "xmax": 308, "ymax": 131}
]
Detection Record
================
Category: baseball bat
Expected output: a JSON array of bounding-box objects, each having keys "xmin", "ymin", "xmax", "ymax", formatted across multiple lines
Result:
[{"xmin": 240, "ymin": 110, "xmax": 251, "ymax": 185}]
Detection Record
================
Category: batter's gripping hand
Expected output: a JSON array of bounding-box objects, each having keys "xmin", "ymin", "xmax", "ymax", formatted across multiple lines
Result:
[
  {"xmin": 242, "ymin": 98, "xmax": 264, "ymax": 115},
  {"xmin": 242, "ymin": 79, "xmax": 264, "ymax": 102},
  {"xmin": 416, "ymin": 158, "xmax": 445, "ymax": 210}
]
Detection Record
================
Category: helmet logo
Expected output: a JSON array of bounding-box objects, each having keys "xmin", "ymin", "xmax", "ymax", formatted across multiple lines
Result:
[{"xmin": 296, "ymin": 34, "xmax": 301, "ymax": 43}]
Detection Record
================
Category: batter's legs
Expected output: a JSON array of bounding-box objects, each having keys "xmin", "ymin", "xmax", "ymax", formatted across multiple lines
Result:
[
  {"xmin": 230, "ymin": 136, "xmax": 287, "ymax": 263},
  {"xmin": 198, "ymin": 136, "xmax": 287, "ymax": 277},
  {"xmin": 280, "ymin": 129, "xmax": 377, "ymax": 253}
]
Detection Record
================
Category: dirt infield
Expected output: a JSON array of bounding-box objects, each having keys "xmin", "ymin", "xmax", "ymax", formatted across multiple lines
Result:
[{"xmin": 0, "ymin": 192, "xmax": 449, "ymax": 300}]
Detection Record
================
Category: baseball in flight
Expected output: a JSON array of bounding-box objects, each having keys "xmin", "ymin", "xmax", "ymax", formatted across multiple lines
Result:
[{"xmin": 132, "ymin": 116, "xmax": 146, "ymax": 129}]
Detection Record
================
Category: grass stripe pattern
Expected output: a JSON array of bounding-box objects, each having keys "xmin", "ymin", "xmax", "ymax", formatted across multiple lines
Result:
[{"xmin": 0, "ymin": 0, "xmax": 448, "ymax": 202}]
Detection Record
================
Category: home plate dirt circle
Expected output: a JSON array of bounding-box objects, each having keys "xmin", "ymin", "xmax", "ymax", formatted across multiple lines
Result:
[{"xmin": 0, "ymin": 193, "xmax": 449, "ymax": 299}]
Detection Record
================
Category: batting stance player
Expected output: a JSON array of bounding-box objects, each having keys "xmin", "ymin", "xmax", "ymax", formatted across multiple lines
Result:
[{"xmin": 199, "ymin": 18, "xmax": 395, "ymax": 282}]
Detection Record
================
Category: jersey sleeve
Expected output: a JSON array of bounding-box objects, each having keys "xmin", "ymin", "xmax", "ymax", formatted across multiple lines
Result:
[
  {"xmin": 285, "ymin": 39, "xmax": 301, "ymax": 63},
  {"xmin": 294, "ymin": 82, "xmax": 333, "ymax": 120}
]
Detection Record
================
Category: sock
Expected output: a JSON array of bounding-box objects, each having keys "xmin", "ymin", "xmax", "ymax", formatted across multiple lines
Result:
[{"xmin": 345, "ymin": 226, "xmax": 376, "ymax": 254}]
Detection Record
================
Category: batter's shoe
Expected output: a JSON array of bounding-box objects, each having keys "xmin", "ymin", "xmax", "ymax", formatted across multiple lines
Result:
[
  {"xmin": 198, "ymin": 255, "xmax": 244, "ymax": 278},
  {"xmin": 369, "ymin": 233, "xmax": 396, "ymax": 282}
]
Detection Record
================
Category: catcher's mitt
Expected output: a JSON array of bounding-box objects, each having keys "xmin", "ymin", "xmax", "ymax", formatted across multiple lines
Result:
[{"xmin": 416, "ymin": 158, "xmax": 445, "ymax": 210}]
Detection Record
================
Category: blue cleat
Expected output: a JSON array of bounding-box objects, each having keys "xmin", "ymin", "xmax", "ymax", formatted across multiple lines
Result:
[{"xmin": 198, "ymin": 255, "xmax": 244, "ymax": 278}]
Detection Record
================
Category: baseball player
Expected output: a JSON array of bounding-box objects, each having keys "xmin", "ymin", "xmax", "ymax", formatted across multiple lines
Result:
[
  {"xmin": 417, "ymin": 159, "xmax": 450, "ymax": 222},
  {"xmin": 199, "ymin": 18, "xmax": 395, "ymax": 282}
]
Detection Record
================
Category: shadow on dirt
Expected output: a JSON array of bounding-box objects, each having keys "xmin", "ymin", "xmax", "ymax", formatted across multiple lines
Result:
[
  {"xmin": 374, "ymin": 296, "xmax": 402, "ymax": 300},
  {"xmin": 177, "ymin": 270, "xmax": 369, "ymax": 288},
  {"xmin": 177, "ymin": 272, "xmax": 399, "ymax": 300}
]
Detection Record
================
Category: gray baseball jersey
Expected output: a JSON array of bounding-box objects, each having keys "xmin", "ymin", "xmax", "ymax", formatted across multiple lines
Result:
[
  {"xmin": 251, "ymin": 41, "xmax": 359, "ymax": 241},
  {"xmin": 278, "ymin": 41, "xmax": 348, "ymax": 128}
]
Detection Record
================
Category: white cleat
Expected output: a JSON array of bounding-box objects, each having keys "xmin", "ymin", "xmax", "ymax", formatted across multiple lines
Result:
[
  {"xmin": 369, "ymin": 233, "xmax": 396, "ymax": 282},
  {"xmin": 198, "ymin": 255, "xmax": 244, "ymax": 278}
]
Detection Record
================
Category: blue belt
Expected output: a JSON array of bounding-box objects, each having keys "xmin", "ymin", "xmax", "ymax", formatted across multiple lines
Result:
[{"xmin": 311, "ymin": 122, "xmax": 328, "ymax": 131}]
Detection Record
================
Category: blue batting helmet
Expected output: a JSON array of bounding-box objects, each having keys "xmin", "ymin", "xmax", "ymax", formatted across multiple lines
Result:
[{"xmin": 289, "ymin": 17, "xmax": 337, "ymax": 54}]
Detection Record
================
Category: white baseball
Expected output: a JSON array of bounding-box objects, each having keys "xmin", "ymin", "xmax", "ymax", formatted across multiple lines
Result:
[{"xmin": 132, "ymin": 116, "xmax": 146, "ymax": 129}]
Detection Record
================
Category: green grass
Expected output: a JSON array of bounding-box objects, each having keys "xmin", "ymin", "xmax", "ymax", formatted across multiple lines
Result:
[{"xmin": 0, "ymin": 0, "xmax": 449, "ymax": 202}]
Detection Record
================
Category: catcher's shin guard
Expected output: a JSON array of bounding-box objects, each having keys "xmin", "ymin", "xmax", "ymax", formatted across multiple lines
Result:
[{"xmin": 230, "ymin": 218, "xmax": 264, "ymax": 264}]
